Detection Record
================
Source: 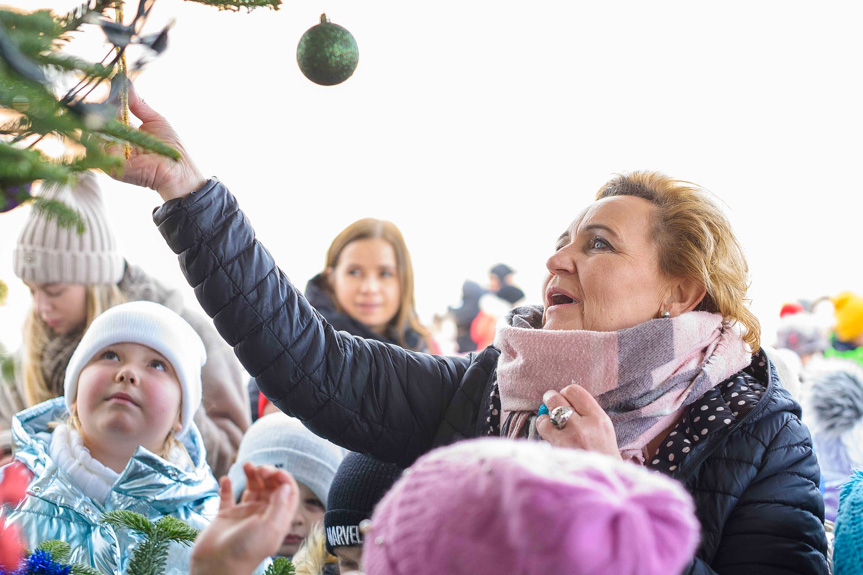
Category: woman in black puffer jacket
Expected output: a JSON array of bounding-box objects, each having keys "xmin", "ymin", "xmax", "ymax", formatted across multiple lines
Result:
[{"xmin": 117, "ymin": 92, "xmax": 828, "ymax": 575}]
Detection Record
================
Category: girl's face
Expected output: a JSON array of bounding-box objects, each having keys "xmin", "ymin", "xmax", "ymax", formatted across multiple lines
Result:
[
  {"xmin": 74, "ymin": 342, "xmax": 182, "ymax": 455},
  {"xmin": 328, "ymin": 238, "xmax": 401, "ymax": 335},
  {"xmin": 280, "ymin": 481, "xmax": 325, "ymax": 557},
  {"xmin": 543, "ymin": 195, "xmax": 674, "ymax": 332},
  {"xmin": 26, "ymin": 282, "xmax": 87, "ymax": 335}
]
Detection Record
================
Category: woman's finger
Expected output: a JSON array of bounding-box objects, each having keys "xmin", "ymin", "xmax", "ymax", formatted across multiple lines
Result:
[
  {"xmin": 127, "ymin": 83, "xmax": 164, "ymax": 124},
  {"xmin": 557, "ymin": 384, "xmax": 603, "ymax": 418}
]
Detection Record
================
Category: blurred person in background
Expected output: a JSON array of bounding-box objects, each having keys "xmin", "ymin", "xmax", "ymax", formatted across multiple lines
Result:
[
  {"xmin": 825, "ymin": 292, "xmax": 863, "ymax": 368},
  {"xmin": 251, "ymin": 217, "xmax": 437, "ymax": 420}
]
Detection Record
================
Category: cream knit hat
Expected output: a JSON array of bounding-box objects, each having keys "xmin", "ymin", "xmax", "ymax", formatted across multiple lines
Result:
[
  {"xmin": 64, "ymin": 301, "xmax": 206, "ymax": 438},
  {"xmin": 13, "ymin": 171, "xmax": 125, "ymax": 285}
]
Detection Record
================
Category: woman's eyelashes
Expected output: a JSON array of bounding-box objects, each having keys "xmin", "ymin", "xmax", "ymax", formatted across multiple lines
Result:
[{"xmin": 588, "ymin": 236, "xmax": 613, "ymax": 251}]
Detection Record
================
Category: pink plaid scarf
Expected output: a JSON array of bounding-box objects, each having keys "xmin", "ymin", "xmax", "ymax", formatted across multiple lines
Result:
[{"xmin": 494, "ymin": 306, "xmax": 751, "ymax": 462}]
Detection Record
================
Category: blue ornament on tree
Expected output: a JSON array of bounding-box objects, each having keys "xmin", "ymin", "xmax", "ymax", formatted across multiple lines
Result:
[{"xmin": 1, "ymin": 183, "xmax": 32, "ymax": 214}]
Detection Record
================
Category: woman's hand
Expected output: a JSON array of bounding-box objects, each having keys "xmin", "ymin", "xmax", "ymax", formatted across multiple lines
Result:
[
  {"xmin": 190, "ymin": 463, "xmax": 299, "ymax": 575},
  {"xmin": 113, "ymin": 84, "xmax": 207, "ymax": 203},
  {"xmin": 536, "ymin": 383, "xmax": 621, "ymax": 459}
]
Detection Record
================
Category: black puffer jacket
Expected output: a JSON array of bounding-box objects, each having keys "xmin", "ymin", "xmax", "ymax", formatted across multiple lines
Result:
[{"xmin": 154, "ymin": 179, "xmax": 827, "ymax": 575}]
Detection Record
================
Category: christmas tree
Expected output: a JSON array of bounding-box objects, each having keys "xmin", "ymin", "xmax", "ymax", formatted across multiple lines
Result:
[{"xmin": 0, "ymin": 0, "xmax": 280, "ymax": 220}]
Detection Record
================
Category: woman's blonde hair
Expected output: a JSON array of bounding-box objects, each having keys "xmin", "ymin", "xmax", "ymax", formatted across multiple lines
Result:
[
  {"xmin": 22, "ymin": 284, "xmax": 126, "ymax": 406},
  {"xmin": 323, "ymin": 218, "xmax": 430, "ymax": 350},
  {"xmin": 596, "ymin": 171, "xmax": 761, "ymax": 352}
]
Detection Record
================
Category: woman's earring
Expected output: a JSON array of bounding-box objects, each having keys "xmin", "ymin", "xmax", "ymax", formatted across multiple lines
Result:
[{"xmin": 661, "ymin": 310, "xmax": 671, "ymax": 318}]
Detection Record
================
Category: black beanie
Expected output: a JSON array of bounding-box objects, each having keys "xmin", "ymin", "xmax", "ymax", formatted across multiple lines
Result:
[
  {"xmin": 324, "ymin": 452, "xmax": 404, "ymax": 554},
  {"xmin": 490, "ymin": 263, "xmax": 514, "ymax": 280}
]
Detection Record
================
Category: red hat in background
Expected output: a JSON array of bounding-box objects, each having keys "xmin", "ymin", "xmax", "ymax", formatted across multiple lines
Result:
[{"xmin": 780, "ymin": 302, "xmax": 806, "ymax": 318}]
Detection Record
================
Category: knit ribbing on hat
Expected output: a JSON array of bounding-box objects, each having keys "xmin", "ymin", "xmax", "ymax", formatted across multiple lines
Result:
[
  {"xmin": 227, "ymin": 412, "xmax": 345, "ymax": 505},
  {"xmin": 13, "ymin": 171, "xmax": 124, "ymax": 285},
  {"xmin": 324, "ymin": 452, "xmax": 403, "ymax": 555},
  {"xmin": 834, "ymin": 469, "xmax": 863, "ymax": 572},
  {"xmin": 63, "ymin": 301, "xmax": 206, "ymax": 438},
  {"xmin": 362, "ymin": 437, "xmax": 700, "ymax": 575}
]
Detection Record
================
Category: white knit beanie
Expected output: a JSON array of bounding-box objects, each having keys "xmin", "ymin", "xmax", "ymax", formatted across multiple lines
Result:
[
  {"xmin": 63, "ymin": 301, "xmax": 206, "ymax": 438},
  {"xmin": 14, "ymin": 171, "xmax": 125, "ymax": 285},
  {"xmin": 228, "ymin": 412, "xmax": 345, "ymax": 503}
]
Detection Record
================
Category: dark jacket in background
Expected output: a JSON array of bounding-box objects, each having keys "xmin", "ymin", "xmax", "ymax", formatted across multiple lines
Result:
[{"xmin": 155, "ymin": 179, "xmax": 828, "ymax": 575}]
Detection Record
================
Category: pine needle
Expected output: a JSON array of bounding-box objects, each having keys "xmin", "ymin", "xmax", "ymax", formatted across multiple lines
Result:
[{"xmin": 35, "ymin": 540, "xmax": 70, "ymax": 564}]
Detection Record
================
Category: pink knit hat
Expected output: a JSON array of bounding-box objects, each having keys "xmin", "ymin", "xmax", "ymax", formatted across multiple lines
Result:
[{"xmin": 363, "ymin": 438, "xmax": 700, "ymax": 575}]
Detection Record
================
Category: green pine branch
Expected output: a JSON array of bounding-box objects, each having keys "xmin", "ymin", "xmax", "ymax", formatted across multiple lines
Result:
[
  {"xmin": 100, "ymin": 509, "xmax": 201, "ymax": 575},
  {"xmin": 184, "ymin": 0, "xmax": 281, "ymax": 11},
  {"xmin": 0, "ymin": 145, "xmax": 73, "ymax": 187},
  {"xmin": 100, "ymin": 119, "xmax": 180, "ymax": 159},
  {"xmin": 36, "ymin": 539, "xmax": 71, "ymax": 563},
  {"xmin": 31, "ymin": 197, "xmax": 86, "ymax": 233},
  {"xmin": 2, "ymin": 0, "xmax": 280, "ymax": 225},
  {"xmin": 60, "ymin": 1, "xmax": 118, "ymax": 34},
  {"xmin": 101, "ymin": 510, "xmax": 158, "ymax": 539},
  {"xmin": 265, "ymin": 557, "xmax": 296, "ymax": 575},
  {"xmin": 127, "ymin": 537, "xmax": 171, "ymax": 575},
  {"xmin": 153, "ymin": 515, "xmax": 200, "ymax": 546}
]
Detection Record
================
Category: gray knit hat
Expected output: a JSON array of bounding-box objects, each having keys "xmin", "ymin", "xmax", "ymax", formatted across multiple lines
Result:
[
  {"xmin": 13, "ymin": 171, "xmax": 125, "ymax": 285},
  {"xmin": 228, "ymin": 412, "xmax": 345, "ymax": 503}
]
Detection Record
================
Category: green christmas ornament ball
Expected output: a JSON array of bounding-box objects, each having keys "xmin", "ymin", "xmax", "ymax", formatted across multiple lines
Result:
[{"xmin": 296, "ymin": 13, "xmax": 359, "ymax": 86}]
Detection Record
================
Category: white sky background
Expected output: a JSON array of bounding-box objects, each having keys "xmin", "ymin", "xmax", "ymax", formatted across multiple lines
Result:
[{"xmin": 1, "ymin": 0, "xmax": 862, "ymax": 352}]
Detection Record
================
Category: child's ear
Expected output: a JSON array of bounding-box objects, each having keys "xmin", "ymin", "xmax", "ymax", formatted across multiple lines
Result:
[{"xmin": 174, "ymin": 420, "xmax": 182, "ymax": 432}]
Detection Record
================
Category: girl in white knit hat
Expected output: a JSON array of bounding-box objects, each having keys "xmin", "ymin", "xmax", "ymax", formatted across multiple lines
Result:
[
  {"xmin": 0, "ymin": 301, "xmax": 222, "ymax": 574},
  {"xmin": 0, "ymin": 171, "xmax": 249, "ymax": 478}
]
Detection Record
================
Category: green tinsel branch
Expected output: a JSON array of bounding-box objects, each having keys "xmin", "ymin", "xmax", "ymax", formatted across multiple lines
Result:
[
  {"xmin": 266, "ymin": 557, "xmax": 296, "ymax": 575},
  {"xmin": 185, "ymin": 0, "xmax": 281, "ymax": 12},
  {"xmin": 1, "ymin": 0, "xmax": 281, "ymax": 218}
]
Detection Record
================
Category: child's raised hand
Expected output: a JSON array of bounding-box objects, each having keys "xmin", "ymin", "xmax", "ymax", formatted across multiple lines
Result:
[{"xmin": 190, "ymin": 463, "xmax": 299, "ymax": 575}]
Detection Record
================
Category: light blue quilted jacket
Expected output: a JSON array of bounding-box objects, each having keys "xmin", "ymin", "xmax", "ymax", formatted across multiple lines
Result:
[{"xmin": 0, "ymin": 397, "xmax": 220, "ymax": 574}]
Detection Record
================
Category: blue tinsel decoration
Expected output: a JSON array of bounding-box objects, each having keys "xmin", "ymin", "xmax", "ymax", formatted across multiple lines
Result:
[{"xmin": 14, "ymin": 550, "xmax": 71, "ymax": 575}]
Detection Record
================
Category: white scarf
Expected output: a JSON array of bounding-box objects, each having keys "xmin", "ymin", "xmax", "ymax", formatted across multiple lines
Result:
[{"xmin": 49, "ymin": 423, "xmax": 119, "ymax": 505}]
